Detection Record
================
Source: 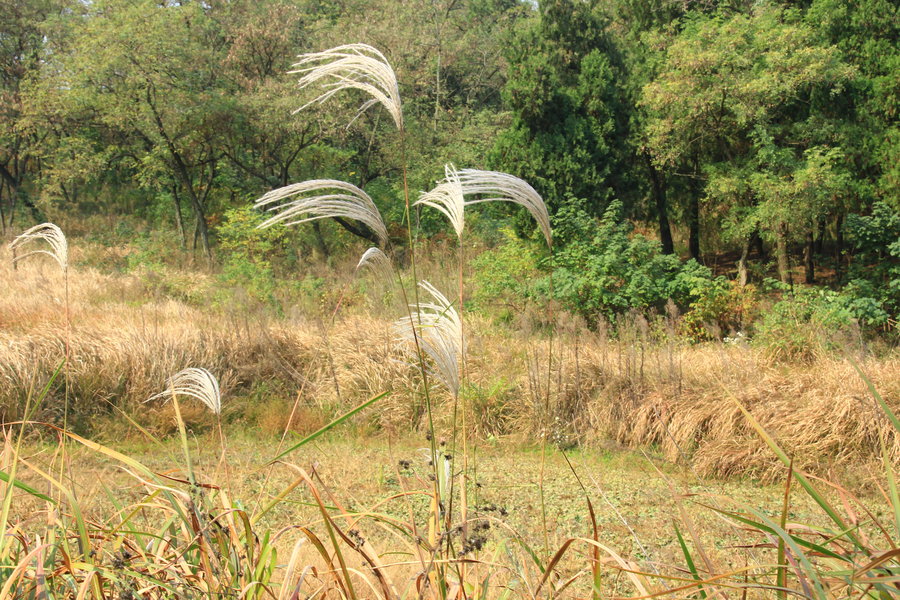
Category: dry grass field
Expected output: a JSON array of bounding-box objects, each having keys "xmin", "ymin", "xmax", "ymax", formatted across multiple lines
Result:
[
  {"xmin": 1, "ymin": 239, "xmax": 899, "ymax": 597},
  {"xmin": 2, "ymin": 243, "xmax": 897, "ymax": 482},
  {"xmin": 7, "ymin": 430, "xmax": 839, "ymax": 598}
]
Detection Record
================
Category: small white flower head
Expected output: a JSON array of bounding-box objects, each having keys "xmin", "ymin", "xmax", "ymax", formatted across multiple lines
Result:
[
  {"xmin": 149, "ymin": 368, "xmax": 222, "ymax": 415},
  {"xmin": 254, "ymin": 179, "xmax": 388, "ymax": 246},
  {"xmin": 395, "ymin": 281, "xmax": 464, "ymax": 397},
  {"xmin": 9, "ymin": 223, "xmax": 68, "ymax": 271},
  {"xmin": 290, "ymin": 43, "xmax": 404, "ymax": 130}
]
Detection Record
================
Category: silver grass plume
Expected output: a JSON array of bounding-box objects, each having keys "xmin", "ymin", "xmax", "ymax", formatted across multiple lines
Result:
[
  {"xmin": 289, "ymin": 43, "xmax": 403, "ymax": 130},
  {"xmin": 254, "ymin": 179, "xmax": 388, "ymax": 246},
  {"xmin": 415, "ymin": 164, "xmax": 465, "ymax": 238},
  {"xmin": 356, "ymin": 247, "xmax": 393, "ymax": 279},
  {"xmin": 9, "ymin": 223, "xmax": 68, "ymax": 270},
  {"xmin": 420, "ymin": 167, "xmax": 553, "ymax": 247},
  {"xmin": 395, "ymin": 281, "xmax": 463, "ymax": 397},
  {"xmin": 459, "ymin": 168, "xmax": 552, "ymax": 246},
  {"xmin": 149, "ymin": 368, "xmax": 222, "ymax": 415}
]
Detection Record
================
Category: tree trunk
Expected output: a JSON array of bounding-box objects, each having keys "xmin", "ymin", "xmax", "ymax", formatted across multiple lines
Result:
[
  {"xmin": 146, "ymin": 85, "xmax": 211, "ymax": 261},
  {"xmin": 181, "ymin": 177, "xmax": 211, "ymax": 261},
  {"xmin": 751, "ymin": 230, "xmax": 765, "ymax": 260},
  {"xmin": 311, "ymin": 221, "xmax": 329, "ymax": 258},
  {"xmin": 646, "ymin": 155, "xmax": 674, "ymax": 254},
  {"xmin": 333, "ymin": 216, "xmax": 382, "ymax": 246},
  {"xmin": 737, "ymin": 237, "xmax": 750, "ymax": 286},
  {"xmin": 776, "ymin": 222, "xmax": 792, "ymax": 286},
  {"xmin": 193, "ymin": 216, "xmax": 201, "ymax": 251},
  {"xmin": 835, "ymin": 213, "xmax": 844, "ymax": 281},
  {"xmin": 815, "ymin": 218, "xmax": 827, "ymax": 255},
  {"xmin": 0, "ymin": 181, "xmax": 6, "ymax": 235},
  {"xmin": 688, "ymin": 193, "xmax": 700, "ymax": 260},
  {"xmin": 804, "ymin": 230, "xmax": 815, "ymax": 284},
  {"xmin": 172, "ymin": 184, "xmax": 186, "ymax": 249}
]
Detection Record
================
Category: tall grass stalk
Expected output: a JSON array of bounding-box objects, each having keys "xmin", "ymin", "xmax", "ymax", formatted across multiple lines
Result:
[
  {"xmin": 418, "ymin": 163, "xmax": 555, "ymax": 583},
  {"xmin": 281, "ymin": 43, "xmax": 450, "ymax": 592},
  {"xmin": 8, "ymin": 224, "xmax": 71, "ymax": 503}
]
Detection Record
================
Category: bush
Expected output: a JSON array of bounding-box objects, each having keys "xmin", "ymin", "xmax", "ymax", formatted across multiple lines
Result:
[
  {"xmin": 681, "ymin": 279, "xmax": 759, "ymax": 343},
  {"xmin": 470, "ymin": 228, "xmax": 543, "ymax": 318},
  {"xmin": 550, "ymin": 199, "xmax": 714, "ymax": 323},
  {"xmin": 752, "ymin": 285, "xmax": 859, "ymax": 362},
  {"xmin": 216, "ymin": 206, "xmax": 290, "ymax": 309},
  {"xmin": 843, "ymin": 200, "xmax": 900, "ymax": 327}
]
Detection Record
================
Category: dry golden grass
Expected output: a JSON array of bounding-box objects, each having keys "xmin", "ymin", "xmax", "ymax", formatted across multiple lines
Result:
[
  {"xmin": 1, "ymin": 245, "xmax": 897, "ymax": 481},
  {"xmin": 4, "ymin": 430, "xmax": 836, "ymax": 599}
]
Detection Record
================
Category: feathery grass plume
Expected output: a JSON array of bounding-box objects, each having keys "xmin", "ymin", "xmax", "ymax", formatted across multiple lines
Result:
[
  {"xmin": 289, "ymin": 43, "xmax": 403, "ymax": 130},
  {"xmin": 395, "ymin": 281, "xmax": 463, "ymax": 397},
  {"xmin": 356, "ymin": 247, "xmax": 394, "ymax": 279},
  {"xmin": 461, "ymin": 168, "xmax": 552, "ymax": 247},
  {"xmin": 415, "ymin": 164, "xmax": 465, "ymax": 238},
  {"xmin": 254, "ymin": 179, "xmax": 388, "ymax": 246},
  {"xmin": 418, "ymin": 166, "xmax": 552, "ymax": 246},
  {"xmin": 149, "ymin": 367, "xmax": 222, "ymax": 415},
  {"xmin": 8, "ymin": 223, "xmax": 68, "ymax": 270}
]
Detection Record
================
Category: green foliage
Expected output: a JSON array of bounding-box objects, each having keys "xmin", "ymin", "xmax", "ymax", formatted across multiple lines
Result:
[
  {"xmin": 471, "ymin": 228, "xmax": 542, "ymax": 317},
  {"xmin": 492, "ymin": 0, "xmax": 630, "ymax": 222},
  {"xmin": 216, "ymin": 206, "xmax": 289, "ymax": 309},
  {"xmin": 752, "ymin": 285, "xmax": 859, "ymax": 362},
  {"xmin": 551, "ymin": 199, "xmax": 713, "ymax": 323},
  {"xmin": 843, "ymin": 201, "xmax": 900, "ymax": 325},
  {"xmin": 681, "ymin": 280, "xmax": 758, "ymax": 343},
  {"xmin": 643, "ymin": 5, "xmax": 854, "ymax": 267}
]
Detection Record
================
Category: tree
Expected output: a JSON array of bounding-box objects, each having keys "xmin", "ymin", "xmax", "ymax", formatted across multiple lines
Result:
[
  {"xmin": 642, "ymin": 4, "xmax": 854, "ymax": 281},
  {"xmin": 491, "ymin": 0, "xmax": 630, "ymax": 224},
  {"xmin": 25, "ymin": 0, "xmax": 233, "ymax": 258},
  {"xmin": 0, "ymin": 0, "xmax": 68, "ymax": 231}
]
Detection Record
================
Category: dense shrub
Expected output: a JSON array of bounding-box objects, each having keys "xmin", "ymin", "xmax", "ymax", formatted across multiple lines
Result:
[
  {"xmin": 470, "ymin": 228, "xmax": 543, "ymax": 318},
  {"xmin": 216, "ymin": 206, "xmax": 291, "ymax": 309},
  {"xmin": 843, "ymin": 200, "xmax": 900, "ymax": 327},
  {"xmin": 681, "ymin": 279, "xmax": 759, "ymax": 342},
  {"xmin": 752, "ymin": 284, "xmax": 861, "ymax": 362},
  {"xmin": 550, "ymin": 199, "xmax": 714, "ymax": 323}
]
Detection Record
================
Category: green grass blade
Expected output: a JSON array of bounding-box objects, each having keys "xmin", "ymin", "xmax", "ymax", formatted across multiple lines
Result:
[
  {"xmin": 269, "ymin": 391, "xmax": 389, "ymax": 463},
  {"xmin": 673, "ymin": 521, "xmax": 707, "ymax": 599},
  {"xmin": 731, "ymin": 398, "xmax": 862, "ymax": 548},
  {"xmin": 850, "ymin": 360, "xmax": 900, "ymax": 432},
  {"xmin": 0, "ymin": 469, "xmax": 53, "ymax": 503},
  {"xmin": 745, "ymin": 508, "xmax": 827, "ymax": 599},
  {"xmin": 881, "ymin": 435, "xmax": 900, "ymax": 542},
  {"xmin": 777, "ymin": 461, "xmax": 793, "ymax": 600},
  {"xmin": 704, "ymin": 506, "xmax": 847, "ymax": 562},
  {"xmin": 0, "ymin": 361, "xmax": 64, "ymax": 557}
]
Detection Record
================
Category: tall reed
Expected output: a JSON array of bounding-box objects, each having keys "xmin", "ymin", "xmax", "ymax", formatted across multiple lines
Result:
[
  {"xmin": 256, "ymin": 41, "xmax": 561, "ymax": 594},
  {"xmin": 8, "ymin": 223, "xmax": 72, "ymax": 501}
]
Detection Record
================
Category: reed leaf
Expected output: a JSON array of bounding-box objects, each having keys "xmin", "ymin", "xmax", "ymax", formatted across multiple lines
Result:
[
  {"xmin": 290, "ymin": 43, "xmax": 403, "ymax": 130},
  {"xmin": 254, "ymin": 179, "xmax": 388, "ymax": 246}
]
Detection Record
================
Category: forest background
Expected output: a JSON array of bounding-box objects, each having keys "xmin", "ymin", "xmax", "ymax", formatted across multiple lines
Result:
[{"xmin": 2, "ymin": 0, "xmax": 898, "ymax": 335}]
